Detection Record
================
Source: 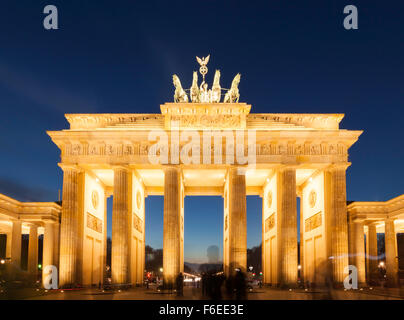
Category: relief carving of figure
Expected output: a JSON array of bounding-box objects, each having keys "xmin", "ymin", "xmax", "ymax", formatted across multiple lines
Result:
[
  {"xmin": 72, "ymin": 144, "xmax": 81, "ymax": 155},
  {"xmin": 106, "ymin": 145, "xmax": 114, "ymax": 155},
  {"xmin": 124, "ymin": 145, "xmax": 132, "ymax": 155},
  {"xmin": 89, "ymin": 145, "xmax": 97, "ymax": 155}
]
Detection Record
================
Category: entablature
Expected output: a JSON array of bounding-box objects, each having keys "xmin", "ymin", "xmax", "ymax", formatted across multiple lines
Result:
[{"xmin": 0, "ymin": 193, "xmax": 61, "ymax": 224}]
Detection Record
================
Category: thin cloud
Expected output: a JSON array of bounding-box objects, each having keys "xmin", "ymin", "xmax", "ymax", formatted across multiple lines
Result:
[
  {"xmin": 0, "ymin": 177, "xmax": 55, "ymax": 202},
  {"xmin": 0, "ymin": 61, "xmax": 99, "ymax": 113}
]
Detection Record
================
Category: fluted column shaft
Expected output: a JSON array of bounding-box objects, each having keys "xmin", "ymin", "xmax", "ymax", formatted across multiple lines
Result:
[
  {"xmin": 353, "ymin": 221, "xmax": 366, "ymax": 284},
  {"xmin": 277, "ymin": 168, "xmax": 298, "ymax": 286},
  {"xmin": 103, "ymin": 194, "xmax": 108, "ymax": 284},
  {"xmin": 368, "ymin": 224, "xmax": 378, "ymax": 282},
  {"xmin": 228, "ymin": 168, "xmax": 247, "ymax": 273},
  {"xmin": 111, "ymin": 168, "xmax": 131, "ymax": 285},
  {"xmin": 11, "ymin": 220, "xmax": 22, "ymax": 268},
  {"xmin": 53, "ymin": 223, "xmax": 60, "ymax": 270},
  {"xmin": 43, "ymin": 222, "xmax": 54, "ymax": 270},
  {"xmin": 6, "ymin": 232, "xmax": 11, "ymax": 258},
  {"xmin": 326, "ymin": 167, "xmax": 349, "ymax": 284},
  {"xmin": 299, "ymin": 204, "xmax": 304, "ymax": 281},
  {"xmin": 163, "ymin": 167, "xmax": 181, "ymax": 285},
  {"xmin": 59, "ymin": 168, "xmax": 80, "ymax": 287},
  {"xmin": 385, "ymin": 219, "xmax": 398, "ymax": 286},
  {"xmin": 28, "ymin": 225, "xmax": 38, "ymax": 274}
]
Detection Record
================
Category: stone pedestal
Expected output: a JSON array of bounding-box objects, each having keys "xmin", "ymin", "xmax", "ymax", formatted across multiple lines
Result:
[
  {"xmin": 11, "ymin": 220, "xmax": 22, "ymax": 268},
  {"xmin": 59, "ymin": 167, "xmax": 80, "ymax": 287},
  {"xmin": 385, "ymin": 219, "xmax": 398, "ymax": 287},
  {"xmin": 228, "ymin": 168, "xmax": 247, "ymax": 274},
  {"xmin": 163, "ymin": 167, "xmax": 181, "ymax": 286},
  {"xmin": 111, "ymin": 167, "xmax": 131, "ymax": 285},
  {"xmin": 277, "ymin": 168, "xmax": 297, "ymax": 286},
  {"xmin": 28, "ymin": 225, "xmax": 38, "ymax": 274}
]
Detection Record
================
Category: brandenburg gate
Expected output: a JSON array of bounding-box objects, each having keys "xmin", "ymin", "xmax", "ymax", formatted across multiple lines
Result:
[{"xmin": 47, "ymin": 56, "xmax": 364, "ymax": 288}]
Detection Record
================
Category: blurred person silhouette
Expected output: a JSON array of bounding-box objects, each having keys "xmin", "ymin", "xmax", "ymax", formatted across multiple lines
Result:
[
  {"xmin": 176, "ymin": 272, "xmax": 184, "ymax": 296},
  {"xmin": 225, "ymin": 274, "xmax": 234, "ymax": 299},
  {"xmin": 234, "ymin": 269, "xmax": 247, "ymax": 300}
]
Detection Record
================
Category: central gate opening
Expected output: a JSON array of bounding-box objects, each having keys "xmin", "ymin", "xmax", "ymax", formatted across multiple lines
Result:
[{"xmin": 184, "ymin": 196, "xmax": 223, "ymax": 274}]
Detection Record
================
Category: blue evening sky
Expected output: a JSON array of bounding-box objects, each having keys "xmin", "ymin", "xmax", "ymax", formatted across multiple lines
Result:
[{"xmin": 0, "ymin": 1, "xmax": 403, "ymax": 263}]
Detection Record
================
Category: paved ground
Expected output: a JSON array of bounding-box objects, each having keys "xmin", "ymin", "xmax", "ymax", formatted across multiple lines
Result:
[{"xmin": 11, "ymin": 285, "xmax": 403, "ymax": 300}]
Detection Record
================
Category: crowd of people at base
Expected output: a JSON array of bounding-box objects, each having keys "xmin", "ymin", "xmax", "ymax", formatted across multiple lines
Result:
[
  {"xmin": 200, "ymin": 270, "xmax": 247, "ymax": 300},
  {"xmin": 154, "ymin": 270, "xmax": 248, "ymax": 299}
]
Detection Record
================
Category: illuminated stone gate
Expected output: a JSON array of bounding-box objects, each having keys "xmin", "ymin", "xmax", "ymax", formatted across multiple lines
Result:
[
  {"xmin": 48, "ymin": 108, "xmax": 364, "ymax": 287},
  {"xmin": 47, "ymin": 56, "xmax": 364, "ymax": 288}
]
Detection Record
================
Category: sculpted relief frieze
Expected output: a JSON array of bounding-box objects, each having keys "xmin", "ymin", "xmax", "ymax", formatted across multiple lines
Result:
[
  {"xmin": 64, "ymin": 140, "xmax": 348, "ymax": 160},
  {"xmin": 66, "ymin": 114, "xmax": 164, "ymax": 129},
  {"xmin": 170, "ymin": 114, "xmax": 242, "ymax": 129},
  {"xmin": 257, "ymin": 142, "xmax": 347, "ymax": 156}
]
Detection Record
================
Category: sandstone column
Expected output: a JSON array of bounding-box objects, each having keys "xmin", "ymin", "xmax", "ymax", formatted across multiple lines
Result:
[
  {"xmin": 325, "ymin": 166, "xmax": 349, "ymax": 285},
  {"xmin": 228, "ymin": 168, "xmax": 247, "ymax": 274},
  {"xmin": 53, "ymin": 223, "xmax": 60, "ymax": 270},
  {"xmin": 365, "ymin": 228, "xmax": 369, "ymax": 280},
  {"xmin": 6, "ymin": 232, "xmax": 11, "ymax": 259},
  {"xmin": 103, "ymin": 192, "xmax": 108, "ymax": 284},
  {"xmin": 353, "ymin": 221, "xmax": 366, "ymax": 285},
  {"xmin": 111, "ymin": 167, "xmax": 131, "ymax": 285},
  {"xmin": 28, "ymin": 225, "xmax": 38, "ymax": 275},
  {"xmin": 348, "ymin": 221, "xmax": 355, "ymax": 266},
  {"xmin": 368, "ymin": 223, "xmax": 378, "ymax": 283},
  {"xmin": 43, "ymin": 222, "xmax": 54, "ymax": 271},
  {"xmin": 11, "ymin": 220, "xmax": 22, "ymax": 268},
  {"xmin": 163, "ymin": 167, "xmax": 181, "ymax": 286},
  {"xmin": 299, "ymin": 203, "xmax": 304, "ymax": 282},
  {"xmin": 385, "ymin": 219, "xmax": 398, "ymax": 287},
  {"xmin": 277, "ymin": 167, "xmax": 298, "ymax": 286},
  {"xmin": 59, "ymin": 167, "xmax": 81, "ymax": 287}
]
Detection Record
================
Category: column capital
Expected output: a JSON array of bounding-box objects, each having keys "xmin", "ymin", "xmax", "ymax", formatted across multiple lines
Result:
[
  {"xmin": 326, "ymin": 163, "xmax": 351, "ymax": 172},
  {"xmin": 366, "ymin": 221, "xmax": 380, "ymax": 227},
  {"xmin": 112, "ymin": 165, "xmax": 131, "ymax": 172},
  {"xmin": 58, "ymin": 163, "xmax": 83, "ymax": 173},
  {"xmin": 162, "ymin": 165, "xmax": 181, "ymax": 171},
  {"xmin": 42, "ymin": 219, "xmax": 56, "ymax": 225},
  {"xmin": 277, "ymin": 164, "xmax": 298, "ymax": 172},
  {"xmin": 27, "ymin": 222, "xmax": 41, "ymax": 228},
  {"xmin": 162, "ymin": 165, "xmax": 183, "ymax": 177}
]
